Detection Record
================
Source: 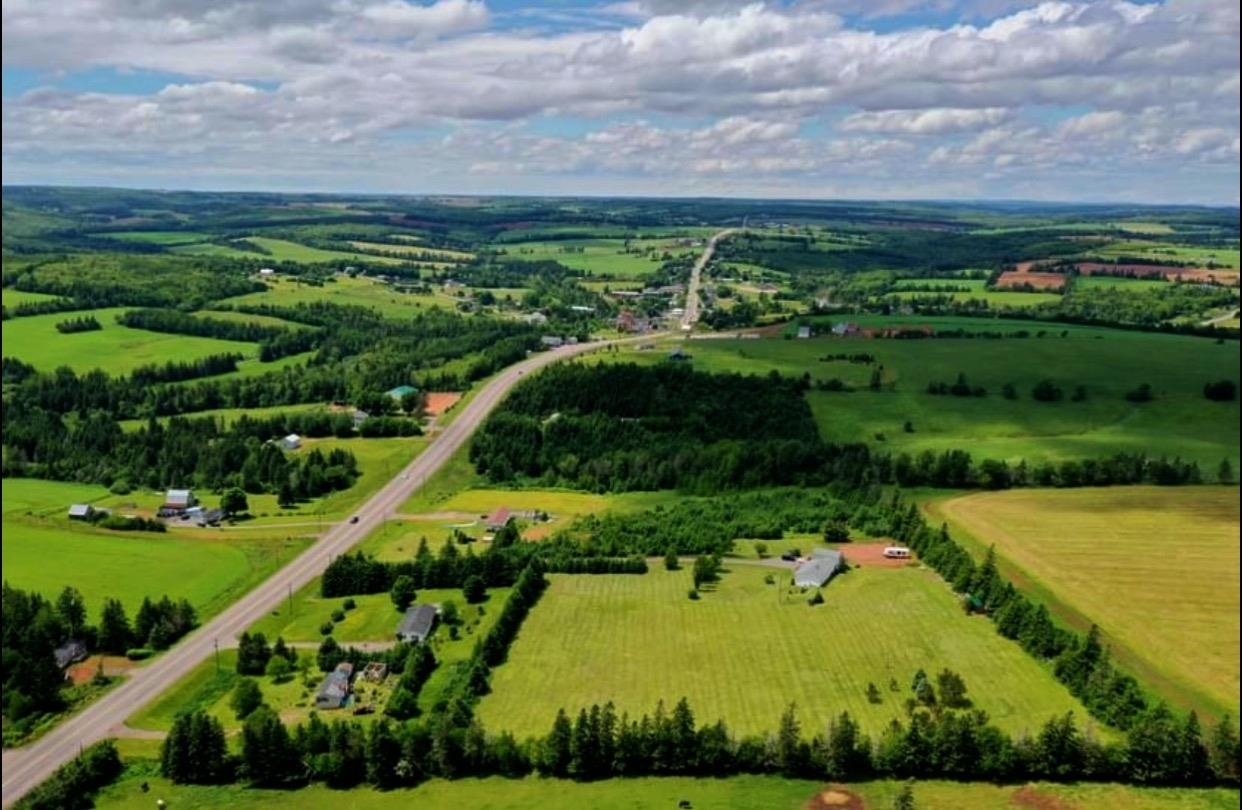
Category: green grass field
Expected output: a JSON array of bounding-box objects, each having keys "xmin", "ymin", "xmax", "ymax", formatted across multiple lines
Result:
[
  {"xmin": 220, "ymin": 276, "xmax": 449, "ymax": 319},
  {"xmin": 89, "ymin": 774, "xmax": 1242, "ymax": 810},
  {"xmin": 927, "ymin": 486, "xmax": 1240, "ymax": 719},
  {"xmin": 347, "ymin": 241, "xmax": 473, "ymax": 262},
  {"xmin": 2, "ymin": 288, "xmax": 63, "ymax": 307},
  {"xmin": 0, "ymin": 307, "xmax": 262, "ymax": 374},
  {"xmin": 498, "ymin": 239, "xmax": 666, "ymax": 278},
  {"xmin": 243, "ymin": 237, "xmax": 408, "ymax": 266},
  {"xmin": 1085, "ymin": 240, "xmax": 1240, "ymax": 270},
  {"xmin": 1, "ymin": 480, "xmax": 312, "ymax": 623},
  {"xmin": 118, "ymin": 404, "xmax": 333, "ymax": 432},
  {"xmin": 627, "ymin": 319, "xmax": 1240, "ymax": 471},
  {"xmin": 102, "ymin": 230, "xmax": 211, "ymax": 246},
  {"xmin": 477, "ymin": 566, "xmax": 1092, "ymax": 739},
  {"xmin": 1071, "ymin": 276, "xmax": 1176, "ymax": 293}
]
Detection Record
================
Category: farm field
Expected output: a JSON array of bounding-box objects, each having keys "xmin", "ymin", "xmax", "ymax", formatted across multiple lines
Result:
[
  {"xmin": 632, "ymin": 319, "xmax": 1241, "ymax": 470},
  {"xmin": 101, "ymin": 230, "xmax": 211, "ymax": 246},
  {"xmin": 0, "ymin": 307, "xmax": 262, "ymax": 374},
  {"xmin": 1071, "ymin": 276, "xmax": 1176, "ymax": 293},
  {"xmin": 498, "ymin": 239, "xmax": 666, "ymax": 277},
  {"xmin": 1, "ymin": 479, "xmax": 313, "ymax": 622},
  {"xmin": 926, "ymin": 486, "xmax": 1240, "ymax": 719},
  {"xmin": 242, "ymin": 237, "xmax": 408, "ymax": 266},
  {"xmin": 346, "ymin": 240, "xmax": 473, "ymax": 261},
  {"xmin": 1086, "ymin": 239, "xmax": 1240, "ymax": 270},
  {"xmin": 89, "ymin": 774, "xmax": 1242, "ymax": 810},
  {"xmin": 476, "ymin": 566, "xmax": 1093, "ymax": 739},
  {"xmin": 2, "ymin": 288, "xmax": 62, "ymax": 307},
  {"xmin": 890, "ymin": 285, "xmax": 1062, "ymax": 307},
  {"xmin": 220, "ymin": 275, "xmax": 449, "ymax": 318}
]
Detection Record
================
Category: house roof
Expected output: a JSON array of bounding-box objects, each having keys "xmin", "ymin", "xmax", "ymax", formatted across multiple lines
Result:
[
  {"xmin": 165, "ymin": 489, "xmax": 193, "ymax": 505},
  {"xmin": 68, "ymin": 504, "xmax": 93, "ymax": 516},
  {"xmin": 284, "ymin": 433, "xmax": 301, "ymax": 442},
  {"xmin": 317, "ymin": 662, "xmax": 353, "ymax": 701},
  {"xmin": 794, "ymin": 549, "xmax": 843, "ymax": 587},
  {"xmin": 397, "ymin": 605, "xmax": 437, "ymax": 640},
  {"xmin": 54, "ymin": 640, "xmax": 87, "ymax": 669},
  {"xmin": 486, "ymin": 507, "xmax": 512, "ymax": 527},
  {"xmin": 386, "ymin": 385, "xmax": 418, "ymax": 398}
]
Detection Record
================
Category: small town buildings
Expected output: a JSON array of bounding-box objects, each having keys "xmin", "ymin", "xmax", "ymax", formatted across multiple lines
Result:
[
  {"xmin": 280, "ymin": 434, "xmax": 302, "ymax": 451},
  {"xmin": 396, "ymin": 605, "xmax": 438, "ymax": 644},
  {"xmin": 386, "ymin": 385, "xmax": 418, "ymax": 400},
  {"xmin": 163, "ymin": 489, "xmax": 197, "ymax": 513},
  {"xmin": 67, "ymin": 504, "xmax": 95, "ymax": 521},
  {"xmin": 315, "ymin": 662, "xmax": 354, "ymax": 710},
  {"xmin": 793, "ymin": 549, "xmax": 844, "ymax": 588}
]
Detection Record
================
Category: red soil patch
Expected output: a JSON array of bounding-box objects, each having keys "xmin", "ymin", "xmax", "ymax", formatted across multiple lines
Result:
[
  {"xmin": 843, "ymin": 542, "xmax": 916, "ymax": 569},
  {"xmin": 804, "ymin": 784, "xmax": 866, "ymax": 810},
  {"xmin": 66, "ymin": 655, "xmax": 137, "ymax": 685},
  {"xmin": 996, "ymin": 271, "xmax": 1065, "ymax": 291},
  {"xmin": 1011, "ymin": 784, "xmax": 1077, "ymax": 810},
  {"xmin": 424, "ymin": 392, "xmax": 463, "ymax": 417}
]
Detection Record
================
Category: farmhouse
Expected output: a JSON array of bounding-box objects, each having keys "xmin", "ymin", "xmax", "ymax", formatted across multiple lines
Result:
[
  {"xmin": 831, "ymin": 322, "xmax": 859, "ymax": 336},
  {"xmin": 396, "ymin": 604, "xmax": 438, "ymax": 644},
  {"xmin": 386, "ymin": 384, "xmax": 418, "ymax": 400},
  {"xmin": 486, "ymin": 508, "xmax": 513, "ymax": 532},
  {"xmin": 794, "ymin": 549, "xmax": 844, "ymax": 589},
  {"xmin": 162, "ymin": 489, "xmax": 197, "ymax": 513},
  {"xmin": 67, "ymin": 504, "xmax": 95, "ymax": 521},
  {"xmin": 351, "ymin": 409, "xmax": 370, "ymax": 428},
  {"xmin": 315, "ymin": 662, "xmax": 354, "ymax": 710},
  {"xmin": 280, "ymin": 434, "xmax": 302, "ymax": 451},
  {"xmin": 53, "ymin": 640, "xmax": 88, "ymax": 670}
]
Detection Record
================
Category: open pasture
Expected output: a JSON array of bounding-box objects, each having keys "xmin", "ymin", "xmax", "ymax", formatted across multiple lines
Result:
[
  {"xmin": 1, "ymin": 480, "xmax": 311, "ymax": 623},
  {"xmin": 1086, "ymin": 239, "xmax": 1240, "ymax": 270},
  {"xmin": 928, "ymin": 486, "xmax": 1240, "ymax": 719},
  {"xmin": 220, "ymin": 275, "xmax": 449, "ymax": 319},
  {"xmin": 477, "ymin": 566, "xmax": 1091, "ymax": 739},
  {"xmin": 890, "ymin": 278, "xmax": 1061, "ymax": 307},
  {"xmin": 637, "ymin": 319, "xmax": 1241, "ymax": 471},
  {"xmin": 498, "ymin": 239, "xmax": 665, "ymax": 278},
  {"xmin": 2, "ymin": 288, "xmax": 64, "ymax": 307},
  {"xmin": 90, "ymin": 774, "xmax": 1242, "ymax": 810},
  {"xmin": 101, "ymin": 230, "xmax": 210, "ymax": 246},
  {"xmin": 242, "ymin": 237, "xmax": 408, "ymax": 266},
  {"xmin": 347, "ymin": 241, "xmax": 473, "ymax": 261},
  {"xmin": 0, "ymin": 307, "xmax": 263, "ymax": 375}
]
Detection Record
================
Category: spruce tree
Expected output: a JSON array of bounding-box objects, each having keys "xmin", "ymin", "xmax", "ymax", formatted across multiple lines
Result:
[{"xmin": 97, "ymin": 598, "xmax": 133, "ymax": 654}]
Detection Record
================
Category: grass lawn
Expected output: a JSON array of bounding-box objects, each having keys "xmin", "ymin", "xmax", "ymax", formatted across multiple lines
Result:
[
  {"xmin": 926, "ymin": 486, "xmax": 1240, "ymax": 720},
  {"xmin": 0, "ymin": 307, "xmax": 262, "ymax": 375},
  {"xmin": 220, "ymin": 276, "xmax": 450, "ymax": 319},
  {"xmin": 498, "ymin": 239, "xmax": 665, "ymax": 278},
  {"xmin": 1, "ymin": 480, "xmax": 314, "ymax": 623},
  {"xmin": 91, "ymin": 774, "xmax": 1242, "ymax": 810},
  {"xmin": 477, "ymin": 566, "xmax": 1092, "ymax": 739},
  {"xmin": 1086, "ymin": 239, "xmax": 1240, "ymax": 270},
  {"xmin": 626, "ymin": 320, "xmax": 1240, "ymax": 471}
]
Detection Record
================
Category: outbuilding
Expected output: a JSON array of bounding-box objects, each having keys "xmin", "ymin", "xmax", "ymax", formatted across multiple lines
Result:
[
  {"xmin": 396, "ymin": 604, "xmax": 438, "ymax": 644},
  {"xmin": 281, "ymin": 434, "xmax": 302, "ymax": 451},
  {"xmin": 68, "ymin": 504, "xmax": 95, "ymax": 521},
  {"xmin": 793, "ymin": 549, "xmax": 844, "ymax": 589},
  {"xmin": 163, "ymin": 489, "xmax": 197, "ymax": 513},
  {"xmin": 315, "ymin": 662, "xmax": 354, "ymax": 710}
]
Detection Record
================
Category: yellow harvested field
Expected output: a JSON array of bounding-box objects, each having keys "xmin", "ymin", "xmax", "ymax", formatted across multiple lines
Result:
[{"xmin": 933, "ymin": 486, "xmax": 1240, "ymax": 719}]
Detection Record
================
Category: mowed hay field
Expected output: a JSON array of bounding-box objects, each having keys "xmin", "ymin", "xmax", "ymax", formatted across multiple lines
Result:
[
  {"xmin": 0, "ymin": 307, "xmax": 263, "ymax": 374},
  {"xmin": 930, "ymin": 486, "xmax": 1240, "ymax": 719},
  {"xmin": 642, "ymin": 319, "xmax": 1241, "ymax": 470},
  {"xmin": 1, "ymin": 479, "xmax": 311, "ymax": 622},
  {"xmin": 477, "ymin": 566, "xmax": 1091, "ymax": 739},
  {"xmin": 220, "ymin": 275, "xmax": 449, "ymax": 318},
  {"xmin": 90, "ymin": 774, "xmax": 1242, "ymax": 810}
]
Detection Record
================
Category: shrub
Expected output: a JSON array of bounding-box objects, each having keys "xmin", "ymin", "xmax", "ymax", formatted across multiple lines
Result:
[
  {"xmin": 319, "ymin": 621, "xmax": 334, "ymax": 636},
  {"xmin": 330, "ymin": 609, "xmax": 346, "ymax": 623},
  {"xmin": 1125, "ymin": 383, "xmax": 1154, "ymax": 403},
  {"xmin": 1204, "ymin": 380, "xmax": 1237, "ymax": 401},
  {"xmin": 808, "ymin": 591, "xmax": 824, "ymax": 606},
  {"xmin": 688, "ymin": 589, "xmax": 700, "ymax": 600},
  {"xmin": 125, "ymin": 648, "xmax": 154, "ymax": 661},
  {"xmin": 343, "ymin": 598, "xmax": 357, "ymax": 611}
]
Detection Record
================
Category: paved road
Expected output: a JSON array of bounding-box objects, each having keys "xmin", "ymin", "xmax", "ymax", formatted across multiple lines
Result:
[
  {"xmin": 1201, "ymin": 307, "xmax": 1239, "ymax": 327},
  {"xmin": 0, "ymin": 338, "xmax": 618, "ymax": 806},
  {"xmin": 680, "ymin": 229, "xmax": 737, "ymax": 331}
]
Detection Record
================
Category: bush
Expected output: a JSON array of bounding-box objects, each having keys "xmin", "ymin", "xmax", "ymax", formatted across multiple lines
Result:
[
  {"xmin": 1032, "ymin": 379, "xmax": 1064, "ymax": 402},
  {"xmin": 342, "ymin": 598, "xmax": 357, "ymax": 611},
  {"xmin": 108, "ymin": 480, "xmax": 132, "ymax": 495},
  {"xmin": 330, "ymin": 609, "xmax": 346, "ymax": 623},
  {"xmin": 688, "ymin": 589, "xmax": 700, "ymax": 600},
  {"xmin": 319, "ymin": 622, "xmax": 334, "ymax": 636},
  {"xmin": 1124, "ymin": 383, "xmax": 1154, "ymax": 403},
  {"xmin": 125, "ymin": 648, "xmax": 154, "ymax": 661},
  {"xmin": 1204, "ymin": 380, "xmax": 1236, "ymax": 401},
  {"xmin": 808, "ymin": 591, "xmax": 824, "ymax": 606}
]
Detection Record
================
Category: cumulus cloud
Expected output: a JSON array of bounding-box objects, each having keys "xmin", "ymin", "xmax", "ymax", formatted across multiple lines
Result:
[{"xmin": 1, "ymin": 0, "xmax": 1238, "ymax": 202}]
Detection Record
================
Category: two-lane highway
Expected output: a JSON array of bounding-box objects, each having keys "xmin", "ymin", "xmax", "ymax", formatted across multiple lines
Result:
[
  {"xmin": 0, "ymin": 337, "xmax": 615, "ymax": 806},
  {"xmin": 680, "ymin": 229, "xmax": 737, "ymax": 331}
]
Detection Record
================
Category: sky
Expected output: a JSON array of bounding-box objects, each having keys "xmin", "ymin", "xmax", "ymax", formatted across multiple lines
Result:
[{"xmin": 1, "ymin": 0, "xmax": 1238, "ymax": 205}]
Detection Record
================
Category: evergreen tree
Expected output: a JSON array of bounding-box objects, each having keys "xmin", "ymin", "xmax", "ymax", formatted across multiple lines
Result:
[
  {"xmin": 241, "ymin": 706, "xmax": 299, "ymax": 786},
  {"xmin": 55, "ymin": 586, "xmax": 87, "ymax": 638},
  {"xmin": 462, "ymin": 575, "xmax": 487, "ymax": 604},
  {"xmin": 230, "ymin": 678, "xmax": 264, "ymax": 719},
  {"xmin": 390, "ymin": 575, "xmax": 417, "ymax": 612},
  {"xmin": 1218, "ymin": 459, "xmax": 1235, "ymax": 485},
  {"xmin": 97, "ymin": 598, "xmax": 133, "ymax": 653},
  {"xmin": 1209, "ymin": 714, "xmax": 1240, "ymax": 784},
  {"xmin": 775, "ymin": 702, "xmax": 807, "ymax": 777},
  {"xmin": 365, "ymin": 719, "xmax": 402, "ymax": 788},
  {"xmin": 540, "ymin": 709, "xmax": 573, "ymax": 777},
  {"xmin": 892, "ymin": 780, "xmax": 917, "ymax": 810}
]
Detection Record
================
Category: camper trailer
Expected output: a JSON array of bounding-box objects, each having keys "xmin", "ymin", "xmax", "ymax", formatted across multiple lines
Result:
[{"xmin": 883, "ymin": 547, "xmax": 911, "ymax": 559}]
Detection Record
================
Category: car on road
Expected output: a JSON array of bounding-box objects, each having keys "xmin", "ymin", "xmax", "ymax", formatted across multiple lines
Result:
[
  {"xmin": 350, "ymin": 516, "xmax": 360, "ymax": 524},
  {"xmin": 780, "ymin": 552, "xmax": 798, "ymax": 562}
]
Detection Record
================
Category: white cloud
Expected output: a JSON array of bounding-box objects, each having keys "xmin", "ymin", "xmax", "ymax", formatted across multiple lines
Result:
[{"xmin": 841, "ymin": 107, "xmax": 1010, "ymax": 134}]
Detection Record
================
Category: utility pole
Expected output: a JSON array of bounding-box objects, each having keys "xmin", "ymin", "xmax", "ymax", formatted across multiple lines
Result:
[
  {"xmin": 214, "ymin": 638, "xmax": 220, "ymax": 673},
  {"xmin": 288, "ymin": 583, "xmax": 294, "ymax": 617}
]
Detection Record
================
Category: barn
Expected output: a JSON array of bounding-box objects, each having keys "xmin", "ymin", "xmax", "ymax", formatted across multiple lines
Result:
[{"xmin": 793, "ymin": 549, "xmax": 844, "ymax": 588}]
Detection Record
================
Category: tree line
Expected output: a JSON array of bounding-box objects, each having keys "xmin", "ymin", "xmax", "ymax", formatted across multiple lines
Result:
[{"xmin": 53, "ymin": 315, "xmax": 101, "ymax": 334}]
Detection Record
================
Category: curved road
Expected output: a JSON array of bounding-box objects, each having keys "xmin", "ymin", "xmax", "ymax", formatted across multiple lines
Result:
[
  {"xmin": 680, "ymin": 229, "xmax": 737, "ymax": 331},
  {"xmin": 0, "ymin": 337, "xmax": 620, "ymax": 806}
]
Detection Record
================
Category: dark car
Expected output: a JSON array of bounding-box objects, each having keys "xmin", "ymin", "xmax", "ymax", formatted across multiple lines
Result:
[
  {"xmin": 349, "ymin": 516, "xmax": 360, "ymax": 524},
  {"xmin": 780, "ymin": 552, "xmax": 798, "ymax": 562}
]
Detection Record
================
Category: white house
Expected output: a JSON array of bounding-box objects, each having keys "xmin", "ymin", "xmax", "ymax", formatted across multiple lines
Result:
[{"xmin": 281, "ymin": 434, "xmax": 302, "ymax": 451}]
